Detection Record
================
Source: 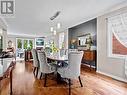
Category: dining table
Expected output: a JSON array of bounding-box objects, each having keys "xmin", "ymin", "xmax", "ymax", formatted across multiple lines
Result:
[
  {"xmin": 46, "ymin": 52, "xmax": 68, "ymax": 83},
  {"xmin": 47, "ymin": 52, "xmax": 68, "ymax": 68}
]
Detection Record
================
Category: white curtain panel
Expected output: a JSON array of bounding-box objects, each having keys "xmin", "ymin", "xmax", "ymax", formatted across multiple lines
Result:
[{"xmin": 108, "ymin": 12, "xmax": 127, "ymax": 48}]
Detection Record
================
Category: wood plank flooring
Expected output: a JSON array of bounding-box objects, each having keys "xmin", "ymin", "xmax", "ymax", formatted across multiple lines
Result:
[{"xmin": 0, "ymin": 61, "xmax": 127, "ymax": 95}]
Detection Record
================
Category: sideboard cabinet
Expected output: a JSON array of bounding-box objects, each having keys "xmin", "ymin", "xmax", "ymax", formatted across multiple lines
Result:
[{"xmin": 82, "ymin": 50, "xmax": 96, "ymax": 70}]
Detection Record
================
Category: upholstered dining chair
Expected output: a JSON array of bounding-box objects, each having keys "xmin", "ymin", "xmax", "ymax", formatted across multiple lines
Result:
[
  {"xmin": 57, "ymin": 51, "xmax": 83, "ymax": 95},
  {"xmin": 37, "ymin": 51, "xmax": 55, "ymax": 87},
  {"xmin": 0, "ymin": 64, "xmax": 3, "ymax": 78},
  {"xmin": 31, "ymin": 49, "xmax": 39, "ymax": 78}
]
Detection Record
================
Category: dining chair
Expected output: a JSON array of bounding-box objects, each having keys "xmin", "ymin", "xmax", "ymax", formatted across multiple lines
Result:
[
  {"xmin": 68, "ymin": 49, "xmax": 78, "ymax": 53},
  {"xmin": 37, "ymin": 51, "xmax": 55, "ymax": 87},
  {"xmin": 60, "ymin": 49, "xmax": 66, "ymax": 57},
  {"xmin": 44, "ymin": 47, "xmax": 51, "ymax": 56},
  {"xmin": 31, "ymin": 49, "xmax": 39, "ymax": 78},
  {"xmin": 57, "ymin": 51, "xmax": 83, "ymax": 95},
  {"xmin": 0, "ymin": 64, "xmax": 3, "ymax": 78}
]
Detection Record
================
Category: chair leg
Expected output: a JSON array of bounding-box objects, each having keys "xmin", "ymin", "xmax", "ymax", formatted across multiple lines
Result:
[
  {"xmin": 40, "ymin": 72, "xmax": 42, "ymax": 79},
  {"xmin": 57, "ymin": 73, "xmax": 61, "ymax": 84},
  {"xmin": 44, "ymin": 74, "xmax": 47, "ymax": 87},
  {"xmin": 33, "ymin": 67, "xmax": 36, "ymax": 76},
  {"xmin": 78, "ymin": 76, "xmax": 83, "ymax": 87},
  {"xmin": 35, "ymin": 67, "xmax": 38, "ymax": 78},
  {"xmin": 68, "ymin": 79, "xmax": 71, "ymax": 95}
]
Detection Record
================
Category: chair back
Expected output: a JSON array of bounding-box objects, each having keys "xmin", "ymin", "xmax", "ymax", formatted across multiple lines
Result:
[
  {"xmin": 68, "ymin": 49, "xmax": 78, "ymax": 52},
  {"xmin": 31, "ymin": 49, "xmax": 39, "ymax": 67},
  {"xmin": 37, "ymin": 51, "xmax": 52, "ymax": 73},
  {"xmin": 67, "ymin": 51, "xmax": 83, "ymax": 79},
  {"xmin": 44, "ymin": 47, "xmax": 51, "ymax": 56},
  {"xmin": 0, "ymin": 64, "xmax": 3, "ymax": 77},
  {"xmin": 60, "ymin": 49, "xmax": 66, "ymax": 57}
]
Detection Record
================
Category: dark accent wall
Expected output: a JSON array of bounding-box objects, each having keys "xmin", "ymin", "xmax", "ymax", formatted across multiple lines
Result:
[{"xmin": 68, "ymin": 18, "xmax": 97, "ymax": 49}]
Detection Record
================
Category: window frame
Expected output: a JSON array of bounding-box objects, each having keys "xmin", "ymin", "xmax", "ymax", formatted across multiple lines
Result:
[
  {"xmin": 16, "ymin": 38, "xmax": 34, "ymax": 50},
  {"xmin": 107, "ymin": 16, "xmax": 126, "ymax": 59}
]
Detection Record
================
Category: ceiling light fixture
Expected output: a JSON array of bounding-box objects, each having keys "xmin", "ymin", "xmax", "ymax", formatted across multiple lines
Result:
[
  {"xmin": 53, "ymin": 30, "xmax": 56, "ymax": 35},
  {"xmin": 50, "ymin": 11, "xmax": 61, "ymax": 20},
  {"xmin": 50, "ymin": 27, "xmax": 54, "ymax": 32},
  {"xmin": 57, "ymin": 23, "xmax": 61, "ymax": 29}
]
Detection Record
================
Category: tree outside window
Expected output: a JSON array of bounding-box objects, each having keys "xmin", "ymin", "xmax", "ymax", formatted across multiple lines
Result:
[
  {"xmin": 29, "ymin": 40, "xmax": 33, "ymax": 50},
  {"xmin": 17, "ymin": 39, "xmax": 22, "ymax": 49},
  {"xmin": 24, "ymin": 40, "xmax": 28, "ymax": 50}
]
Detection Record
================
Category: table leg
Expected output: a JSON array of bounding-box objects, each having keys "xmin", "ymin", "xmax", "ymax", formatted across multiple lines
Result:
[
  {"xmin": 0, "ymin": 80, "xmax": 1, "ymax": 94},
  {"xmin": 10, "ymin": 69, "xmax": 13, "ymax": 95}
]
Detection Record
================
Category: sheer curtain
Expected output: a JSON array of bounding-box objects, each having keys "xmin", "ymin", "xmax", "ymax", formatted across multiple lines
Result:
[{"xmin": 108, "ymin": 12, "xmax": 127, "ymax": 48}]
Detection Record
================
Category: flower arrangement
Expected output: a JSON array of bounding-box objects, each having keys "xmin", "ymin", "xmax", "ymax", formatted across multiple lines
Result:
[
  {"xmin": 50, "ymin": 42, "xmax": 59, "ymax": 53},
  {"xmin": 85, "ymin": 34, "xmax": 93, "ymax": 50}
]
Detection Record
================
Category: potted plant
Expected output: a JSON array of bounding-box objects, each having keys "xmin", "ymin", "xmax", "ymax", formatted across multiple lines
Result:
[{"xmin": 85, "ymin": 34, "xmax": 93, "ymax": 50}]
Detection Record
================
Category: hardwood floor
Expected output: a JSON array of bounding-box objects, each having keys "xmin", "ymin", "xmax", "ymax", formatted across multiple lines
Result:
[{"xmin": 0, "ymin": 61, "xmax": 127, "ymax": 95}]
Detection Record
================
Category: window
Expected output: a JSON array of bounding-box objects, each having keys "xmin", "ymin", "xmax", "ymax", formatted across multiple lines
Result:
[
  {"xmin": 24, "ymin": 40, "xmax": 28, "ymax": 49},
  {"xmin": 35, "ymin": 38, "xmax": 44, "ymax": 47},
  {"xmin": 17, "ymin": 39, "xmax": 22, "ymax": 49},
  {"xmin": 59, "ymin": 32, "xmax": 64, "ymax": 49},
  {"xmin": 16, "ymin": 38, "xmax": 34, "ymax": 50},
  {"xmin": 0, "ymin": 36, "xmax": 2, "ymax": 51},
  {"xmin": 29, "ymin": 40, "xmax": 33, "ymax": 50},
  {"xmin": 108, "ymin": 12, "xmax": 127, "ymax": 57}
]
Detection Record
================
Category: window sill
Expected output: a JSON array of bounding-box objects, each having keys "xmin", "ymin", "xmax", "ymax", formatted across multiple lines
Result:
[{"xmin": 108, "ymin": 54, "xmax": 126, "ymax": 59}]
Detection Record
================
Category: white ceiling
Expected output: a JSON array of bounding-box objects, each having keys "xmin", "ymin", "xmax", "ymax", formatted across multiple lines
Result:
[{"xmin": 5, "ymin": 0, "xmax": 127, "ymax": 37}]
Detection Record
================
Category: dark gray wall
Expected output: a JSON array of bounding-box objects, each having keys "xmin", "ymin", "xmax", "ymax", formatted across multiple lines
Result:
[{"xmin": 68, "ymin": 19, "xmax": 97, "ymax": 49}]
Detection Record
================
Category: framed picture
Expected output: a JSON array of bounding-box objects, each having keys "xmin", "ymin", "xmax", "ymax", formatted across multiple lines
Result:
[{"xmin": 35, "ymin": 37, "xmax": 44, "ymax": 47}]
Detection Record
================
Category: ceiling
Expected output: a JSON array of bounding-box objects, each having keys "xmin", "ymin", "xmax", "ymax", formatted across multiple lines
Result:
[{"xmin": 5, "ymin": 0, "xmax": 126, "ymax": 37}]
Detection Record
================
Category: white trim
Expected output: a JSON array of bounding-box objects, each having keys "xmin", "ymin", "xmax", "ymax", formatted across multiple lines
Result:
[
  {"xmin": 97, "ymin": 70, "xmax": 127, "ymax": 83},
  {"xmin": 107, "ymin": 20, "xmax": 112, "ymax": 57},
  {"xmin": 8, "ymin": 33, "xmax": 38, "ymax": 38},
  {"xmin": 108, "ymin": 54, "xmax": 126, "ymax": 59}
]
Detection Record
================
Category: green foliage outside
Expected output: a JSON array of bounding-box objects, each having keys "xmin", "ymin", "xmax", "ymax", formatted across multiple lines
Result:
[
  {"xmin": 28, "ymin": 40, "xmax": 33, "ymax": 50},
  {"xmin": 17, "ymin": 39, "xmax": 22, "ymax": 49},
  {"xmin": 24, "ymin": 40, "xmax": 28, "ymax": 49},
  {"xmin": 50, "ymin": 42, "xmax": 58, "ymax": 53},
  {"xmin": 17, "ymin": 39, "xmax": 33, "ymax": 50}
]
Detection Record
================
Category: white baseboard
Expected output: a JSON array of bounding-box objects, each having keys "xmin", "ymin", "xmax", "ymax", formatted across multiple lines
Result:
[
  {"xmin": 97, "ymin": 70, "xmax": 127, "ymax": 83},
  {"xmin": 81, "ymin": 63, "xmax": 96, "ymax": 68}
]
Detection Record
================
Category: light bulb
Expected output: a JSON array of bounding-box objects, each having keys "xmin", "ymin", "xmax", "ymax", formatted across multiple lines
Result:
[
  {"xmin": 57, "ymin": 23, "xmax": 61, "ymax": 29},
  {"xmin": 54, "ymin": 30, "xmax": 56, "ymax": 35},
  {"xmin": 50, "ymin": 27, "xmax": 53, "ymax": 32}
]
